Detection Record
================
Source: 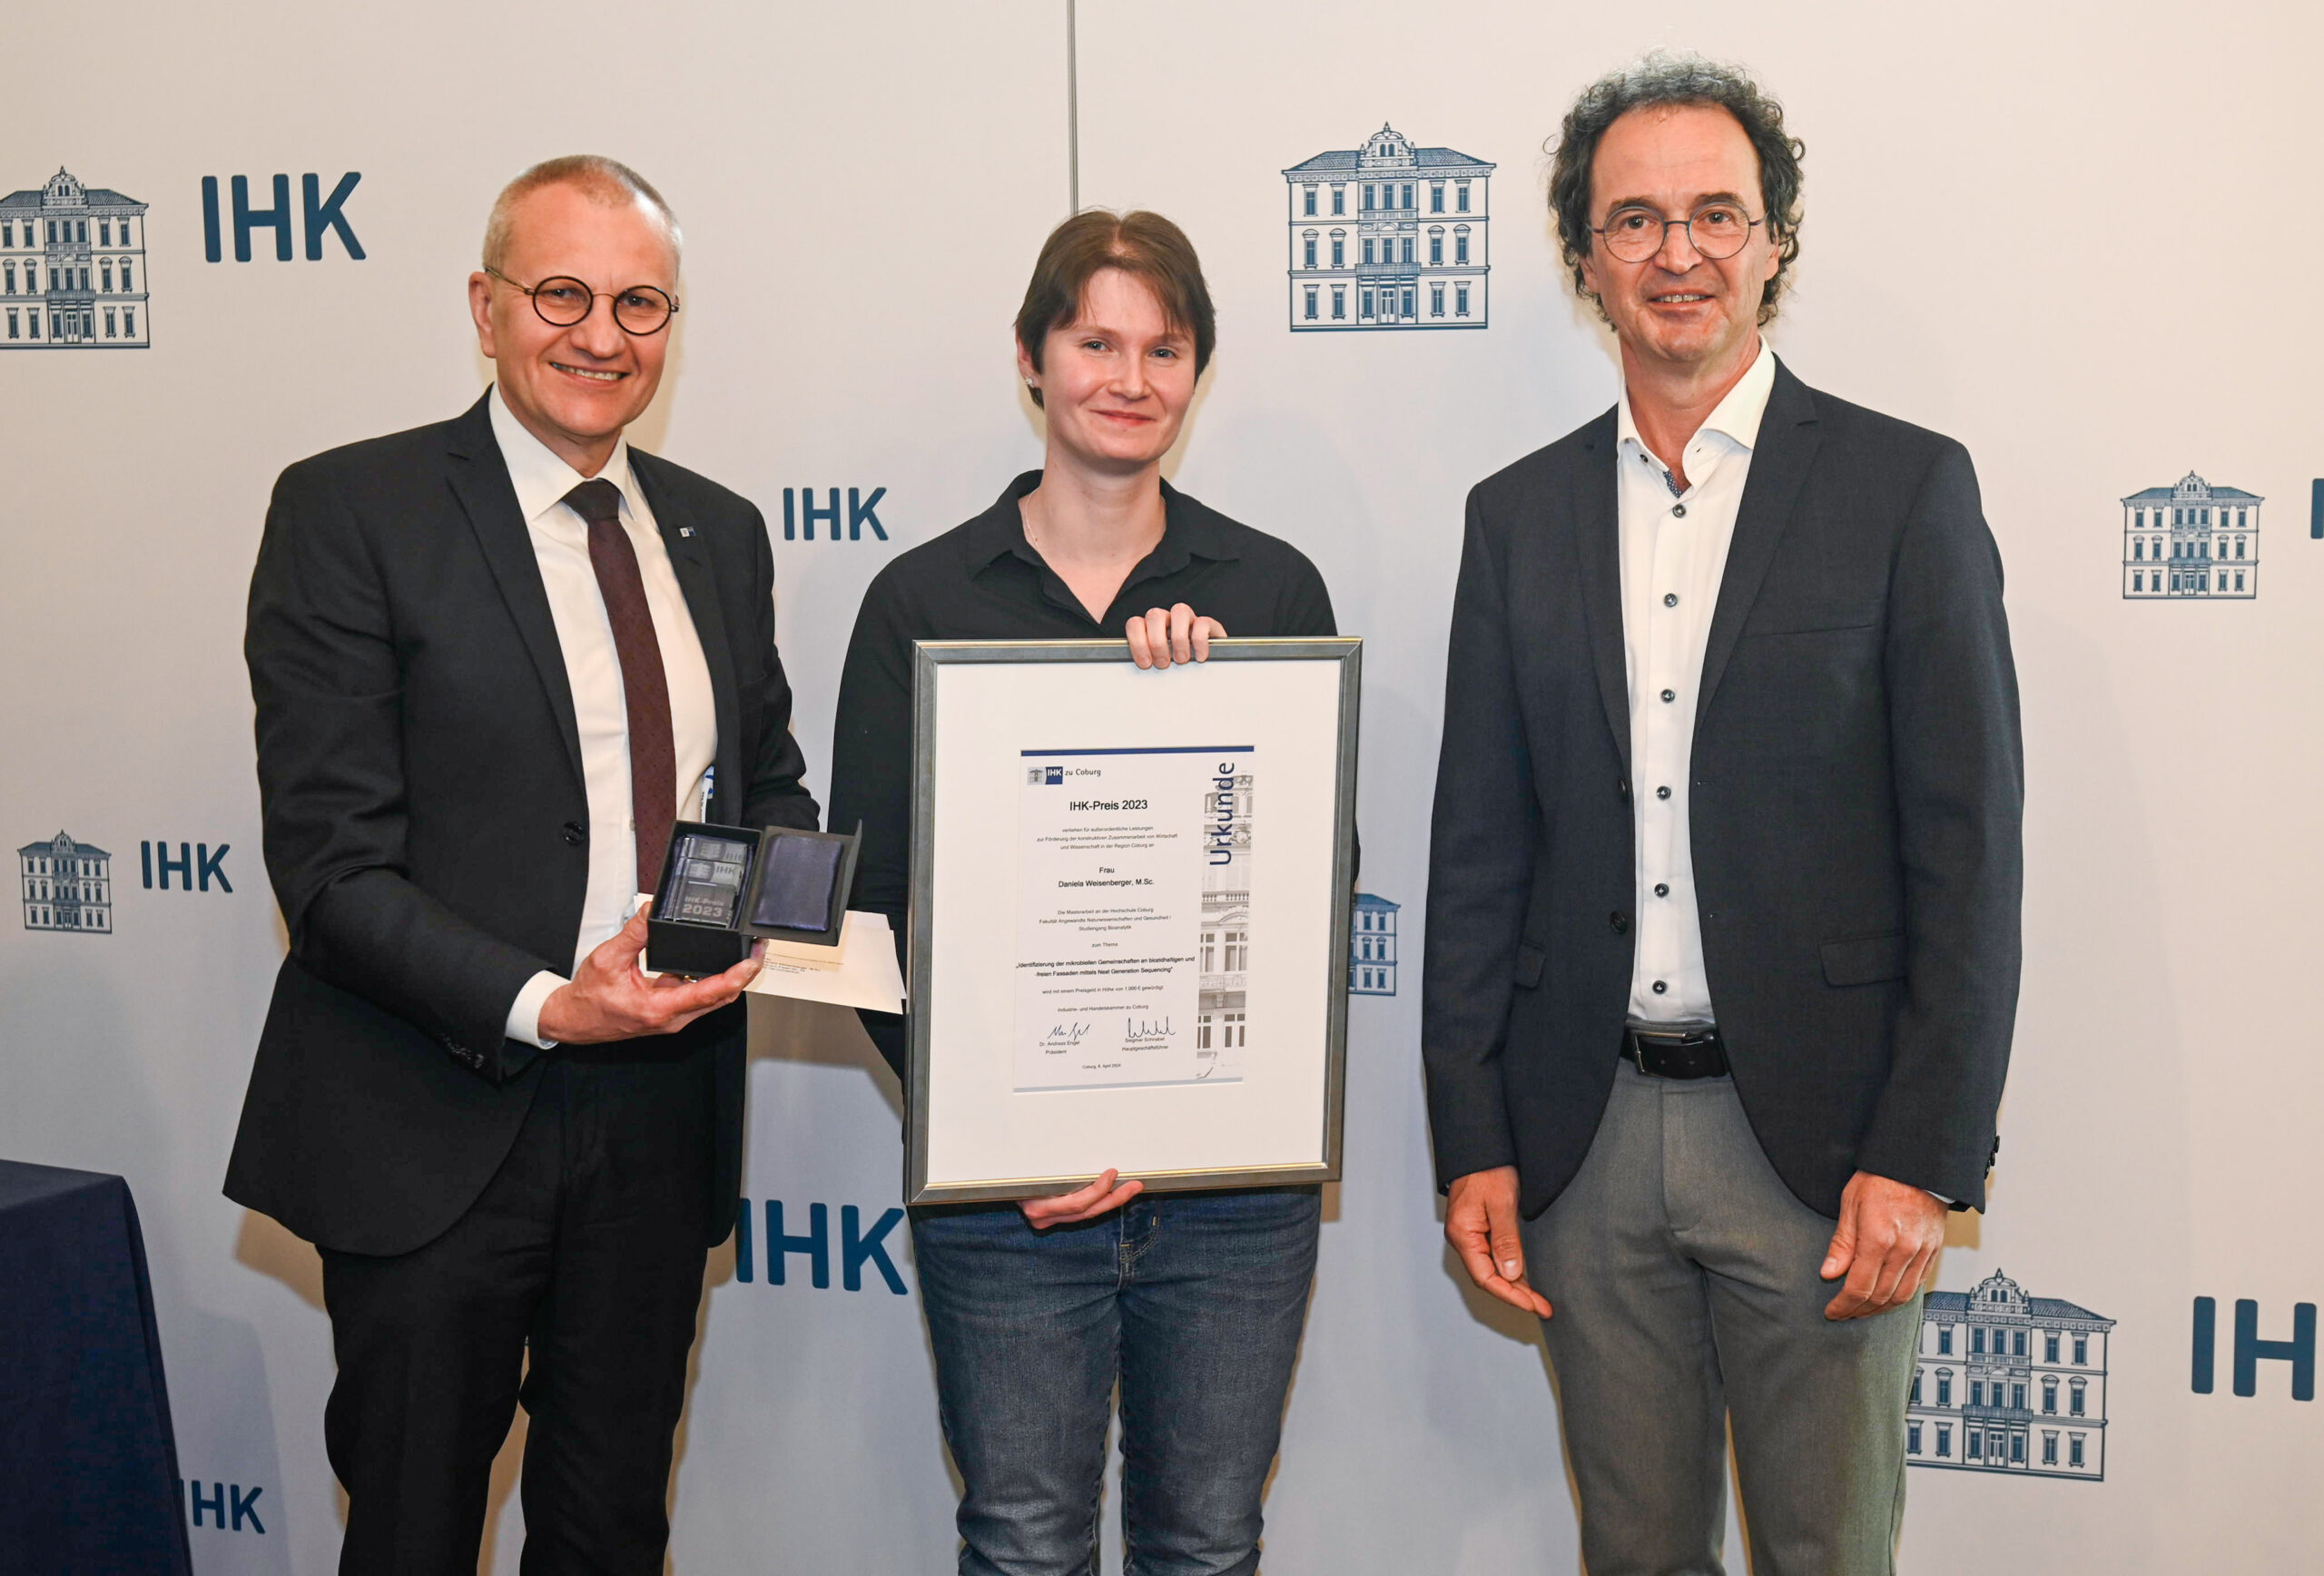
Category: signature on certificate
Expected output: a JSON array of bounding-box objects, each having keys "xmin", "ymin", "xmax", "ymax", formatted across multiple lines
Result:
[
  {"xmin": 1124, "ymin": 1016, "xmax": 1177, "ymax": 1042},
  {"xmin": 1042, "ymin": 1021, "xmax": 1095, "ymax": 1047}
]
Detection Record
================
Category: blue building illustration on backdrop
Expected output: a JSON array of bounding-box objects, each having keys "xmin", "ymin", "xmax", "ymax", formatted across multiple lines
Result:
[
  {"xmin": 1350, "ymin": 893, "xmax": 1399, "ymax": 996},
  {"xmin": 1907, "ymin": 1269, "xmax": 2113, "ymax": 1482},
  {"xmin": 1283, "ymin": 126, "xmax": 1492, "ymax": 331},
  {"xmin": 2121, "ymin": 472, "xmax": 2260, "ymax": 598},
  {"xmin": 19, "ymin": 831, "xmax": 113, "ymax": 933},
  {"xmin": 1, "ymin": 168, "xmax": 150, "ymax": 349}
]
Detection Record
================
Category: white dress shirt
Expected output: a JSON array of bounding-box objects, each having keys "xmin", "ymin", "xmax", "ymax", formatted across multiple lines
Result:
[
  {"xmin": 488, "ymin": 388, "xmax": 718, "ymax": 1047},
  {"xmin": 1617, "ymin": 341, "xmax": 1777, "ymax": 1027}
]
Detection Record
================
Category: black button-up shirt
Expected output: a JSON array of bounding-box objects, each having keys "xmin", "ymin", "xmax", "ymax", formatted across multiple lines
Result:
[{"xmin": 830, "ymin": 470, "xmax": 1338, "ymax": 1078}]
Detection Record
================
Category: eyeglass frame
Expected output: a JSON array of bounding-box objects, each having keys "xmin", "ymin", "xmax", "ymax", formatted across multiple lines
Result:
[
  {"xmin": 1589, "ymin": 202, "xmax": 1767, "ymax": 264},
  {"xmin": 481, "ymin": 264, "xmax": 681, "ymax": 336}
]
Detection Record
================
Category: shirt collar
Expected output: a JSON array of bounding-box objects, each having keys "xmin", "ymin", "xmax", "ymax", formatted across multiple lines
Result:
[
  {"xmin": 488, "ymin": 383, "xmax": 643, "ymax": 528},
  {"xmin": 960, "ymin": 470, "xmax": 1243, "ymax": 581},
  {"xmin": 1615, "ymin": 340, "xmax": 1779, "ymax": 466}
]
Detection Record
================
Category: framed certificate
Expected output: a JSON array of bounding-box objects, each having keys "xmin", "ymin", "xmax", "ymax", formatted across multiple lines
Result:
[{"xmin": 906, "ymin": 637, "xmax": 1361, "ymax": 1205}]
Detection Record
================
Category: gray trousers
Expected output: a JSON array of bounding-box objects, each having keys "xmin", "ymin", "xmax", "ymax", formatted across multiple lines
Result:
[{"xmin": 1521, "ymin": 1062, "xmax": 1921, "ymax": 1576}]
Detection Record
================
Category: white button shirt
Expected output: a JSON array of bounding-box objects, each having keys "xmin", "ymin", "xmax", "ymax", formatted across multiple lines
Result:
[
  {"xmin": 488, "ymin": 388, "xmax": 718, "ymax": 1046},
  {"xmin": 1616, "ymin": 342, "xmax": 1777, "ymax": 1026}
]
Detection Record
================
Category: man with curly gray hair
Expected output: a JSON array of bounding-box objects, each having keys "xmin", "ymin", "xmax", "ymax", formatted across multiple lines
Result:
[{"xmin": 1423, "ymin": 54, "xmax": 2023, "ymax": 1573}]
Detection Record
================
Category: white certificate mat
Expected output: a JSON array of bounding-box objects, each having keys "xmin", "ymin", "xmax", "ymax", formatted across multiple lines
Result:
[{"xmin": 910, "ymin": 639, "xmax": 1358, "ymax": 1203}]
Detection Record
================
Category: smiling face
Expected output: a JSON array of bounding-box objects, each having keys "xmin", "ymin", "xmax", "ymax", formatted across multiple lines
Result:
[
  {"xmin": 468, "ymin": 181, "xmax": 678, "ymax": 475},
  {"xmin": 1578, "ymin": 103, "xmax": 1779, "ymax": 379},
  {"xmin": 1018, "ymin": 266, "xmax": 1197, "ymax": 475}
]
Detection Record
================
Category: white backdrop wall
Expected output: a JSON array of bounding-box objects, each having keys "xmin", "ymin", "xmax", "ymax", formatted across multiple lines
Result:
[{"xmin": 4, "ymin": 2, "xmax": 2320, "ymax": 1571}]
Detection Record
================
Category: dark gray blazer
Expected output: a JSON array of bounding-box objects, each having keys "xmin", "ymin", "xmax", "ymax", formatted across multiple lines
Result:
[
  {"xmin": 1422, "ymin": 360, "xmax": 2022, "ymax": 1220},
  {"xmin": 226, "ymin": 392, "xmax": 819, "ymax": 1256}
]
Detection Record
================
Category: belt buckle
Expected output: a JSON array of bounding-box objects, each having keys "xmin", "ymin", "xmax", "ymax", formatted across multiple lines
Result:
[{"xmin": 1629, "ymin": 1024, "xmax": 1717, "ymax": 1079}]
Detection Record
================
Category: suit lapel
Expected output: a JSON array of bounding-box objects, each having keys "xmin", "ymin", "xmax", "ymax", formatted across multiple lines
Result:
[
  {"xmin": 1696, "ymin": 362, "xmax": 1821, "ymax": 721},
  {"xmin": 633, "ymin": 454, "xmax": 742, "ymax": 825},
  {"xmin": 444, "ymin": 394, "xmax": 586, "ymax": 795},
  {"xmin": 1572, "ymin": 410, "xmax": 1631, "ymax": 776}
]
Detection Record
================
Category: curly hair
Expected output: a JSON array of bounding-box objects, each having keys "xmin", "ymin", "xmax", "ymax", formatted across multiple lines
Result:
[{"xmin": 1547, "ymin": 53, "xmax": 1804, "ymax": 326}]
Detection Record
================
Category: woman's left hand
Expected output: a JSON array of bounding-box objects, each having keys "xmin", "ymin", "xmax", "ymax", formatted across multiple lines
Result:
[{"xmin": 1127, "ymin": 604, "xmax": 1226, "ymax": 669}]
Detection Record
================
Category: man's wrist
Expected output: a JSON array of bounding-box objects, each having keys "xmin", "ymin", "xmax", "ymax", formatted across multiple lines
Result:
[{"xmin": 506, "ymin": 970, "xmax": 567, "ymax": 1049}]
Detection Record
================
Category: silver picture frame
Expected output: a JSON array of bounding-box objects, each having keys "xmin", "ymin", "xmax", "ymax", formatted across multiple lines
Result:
[{"xmin": 905, "ymin": 637, "xmax": 1362, "ymax": 1205}]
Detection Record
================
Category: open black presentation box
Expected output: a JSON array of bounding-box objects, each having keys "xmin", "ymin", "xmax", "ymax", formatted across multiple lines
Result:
[{"xmin": 645, "ymin": 820, "xmax": 862, "ymax": 978}]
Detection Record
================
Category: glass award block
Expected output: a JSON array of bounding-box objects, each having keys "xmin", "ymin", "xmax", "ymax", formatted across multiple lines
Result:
[{"xmin": 665, "ymin": 832, "xmax": 756, "ymax": 928}]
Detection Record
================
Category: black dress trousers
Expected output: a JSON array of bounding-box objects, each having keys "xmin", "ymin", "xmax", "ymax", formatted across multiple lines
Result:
[{"xmin": 318, "ymin": 1046, "xmax": 717, "ymax": 1576}]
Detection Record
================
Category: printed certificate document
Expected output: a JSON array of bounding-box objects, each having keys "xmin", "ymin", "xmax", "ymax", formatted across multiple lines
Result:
[
  {"xmin": 907, "ymin": 636, "xmax": 1357, "ymax": 1204},
  {"xmin": 1015, "ymin": 746, "xmax": 1254, "ymax": 1090}
]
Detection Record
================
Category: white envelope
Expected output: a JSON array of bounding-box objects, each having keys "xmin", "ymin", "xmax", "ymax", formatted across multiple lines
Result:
[{"xmin": 743, "ymin": 909, "xmax": 906, "ymax": 1012}]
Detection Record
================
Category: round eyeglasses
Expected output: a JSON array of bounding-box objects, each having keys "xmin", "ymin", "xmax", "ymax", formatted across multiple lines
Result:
[
  {"xmin": 1591, "ymin": 202, "xmax": 1764, "ymax": 264},
  {"xmin": 483, "ymin": 265, "xmax": 679, "ymax": 335}
]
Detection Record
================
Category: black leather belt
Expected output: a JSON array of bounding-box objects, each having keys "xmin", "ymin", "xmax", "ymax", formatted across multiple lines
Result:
[{"xmin": 1620, "ymin": 1024, "xmax": 1729, "ymax": 1079}]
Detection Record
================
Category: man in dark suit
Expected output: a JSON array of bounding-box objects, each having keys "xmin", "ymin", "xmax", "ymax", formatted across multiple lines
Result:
[
  {"xmin": 226, "ymin": 155, "xmax": 817, "ymax": 1574},
  {"xmin": 1424, "ymin": 57, "xmax": 2021, "ymax": 1573}
]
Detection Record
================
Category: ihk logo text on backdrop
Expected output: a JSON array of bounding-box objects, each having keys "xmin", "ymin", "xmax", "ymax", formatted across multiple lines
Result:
[
  {"xmin": 181, "ymin": 1478, "xmax": 266, "ymax": 1538},
  {"xmin": 19, "ymin": 830, "xmax": 236, "ymax": 933},
  {"xmin": 735, "ymin": 1197, "xmax": 908, "ymax": 1294},
  {"xmin": 781, "ymin": 487, "xmax": 888, "ymax": 541},
  {"xmin": 2191, "ymin": 1296, "xmax": 2317, "ymax": 1400},
  {"xmin": 201, "ymin": 172, "xmax": 364, "ymax": 261}
]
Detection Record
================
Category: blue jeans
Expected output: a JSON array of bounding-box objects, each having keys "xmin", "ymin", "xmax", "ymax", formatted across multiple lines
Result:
[{"xmin": 911, "ymin": 1186, "xmax": 1321, "ymax": 1576}]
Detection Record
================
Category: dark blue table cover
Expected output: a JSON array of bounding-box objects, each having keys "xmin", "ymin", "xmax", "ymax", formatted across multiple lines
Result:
[{"xmin": 0, "ymin": 1160, "xmax": 193, "ymax": 1576}]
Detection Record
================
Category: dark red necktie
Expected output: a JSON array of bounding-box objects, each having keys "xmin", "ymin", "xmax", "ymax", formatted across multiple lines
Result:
[{"xmin": 565, "ymin": 478, "xmax": 676, "ymax": 894}]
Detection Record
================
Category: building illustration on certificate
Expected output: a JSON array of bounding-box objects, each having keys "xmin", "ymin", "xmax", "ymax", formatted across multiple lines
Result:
[{"xmin": 1197, "ymin": 763, "xmax": 1254, "ymax": 1070}]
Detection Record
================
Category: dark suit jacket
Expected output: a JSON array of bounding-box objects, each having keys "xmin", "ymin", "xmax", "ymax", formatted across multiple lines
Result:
[
  {"xmin": 1423, "ymin": 360, "xmax": 2022, "ymax": 1220},
  {"xmin": 225, "ymin": 392, "xmax": 818, "ymax": 1257}
]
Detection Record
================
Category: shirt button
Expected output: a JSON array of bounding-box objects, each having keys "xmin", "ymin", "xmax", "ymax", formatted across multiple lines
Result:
[
  {"xmin": 1671, "ymin": 503, "xmax": 1688, "ymax": 518},
  {"xmin": 1656, "ymin": 785, "xmax": 1671, "ymax": 801},
  {"xmin": 1654, "ymin": 882, "xmax": 1669, "ymax": 898},
  {"xmin": 1652, "ymin": 980, "xmax": 1669, "ymax": 995},
  {"xmin": 1664, "ymin": 593, "xmax": 1679, "ymax": 607},
  {"xmin": 1660, "ymin": 688, "xmax": 1676, "ymax": 704}
]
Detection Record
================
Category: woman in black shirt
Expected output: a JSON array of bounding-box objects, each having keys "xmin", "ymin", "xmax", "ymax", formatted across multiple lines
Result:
[{"xmin": 830, "ymin": 210, "xmax": 1335, "ymax": 1575}]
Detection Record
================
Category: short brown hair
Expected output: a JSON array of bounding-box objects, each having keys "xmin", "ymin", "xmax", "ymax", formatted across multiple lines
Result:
[
  {"xmin": 482, "ymin": 154, "xmax": 682, "ymax": 273},
  {"xmin": 1014, "ymin": 210, "xmax": 1215, "ymax": 407}
]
